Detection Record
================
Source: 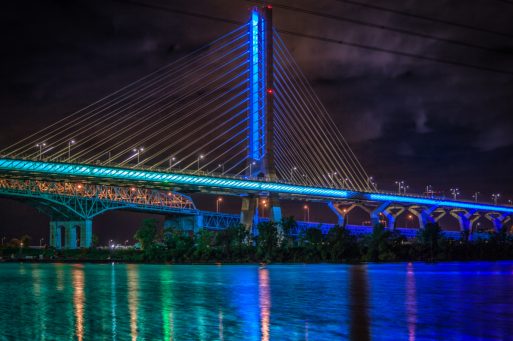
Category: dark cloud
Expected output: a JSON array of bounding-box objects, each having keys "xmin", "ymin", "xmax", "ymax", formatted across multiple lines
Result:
[{"xmin": 0, "ymin": 0, "xmax": 512, "ymax": 241}]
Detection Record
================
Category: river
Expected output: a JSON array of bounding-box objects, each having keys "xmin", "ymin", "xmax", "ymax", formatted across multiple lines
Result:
[{"xmin": 0, "ymin": 262, "xmax": 512, "ymax": 340}]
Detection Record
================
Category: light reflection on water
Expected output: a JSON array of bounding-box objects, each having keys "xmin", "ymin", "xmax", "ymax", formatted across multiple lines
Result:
[{"xmin": 1, "ymin": 262, "xmax": 513, "ymax": 340}]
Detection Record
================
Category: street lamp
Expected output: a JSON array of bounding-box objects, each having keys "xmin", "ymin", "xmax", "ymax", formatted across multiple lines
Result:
[
  {"xmin": 198, "ymin": 154, "xmax": 205, "ymax": 171},
  {"xmin": 39, "ymin": 238, "xmax": 44, "ymax": 247},
  {"xmin": 425, "ymin": 185, "xmax": 434, "ymax": 198},
  {"xmin": 68, "ymin": 140, "xmax": 76, "ymax": 161},
  {"xmin": 450, "ymin": 188, "xmax": 460, "ymax": 200},
  {"xmin": 303, "ymin": 204, "xmax": 310, "ymax": 222},
  {"xmin": 492, "ymin": 193, "xmax": 500, "ymax": 205},
  {"xmin": 249, "ymin": 161, "xmax": 256, "ymax": 176},
  {"xmin": 406, "ymin": 214, "xmax": 413, "ymax": 228},
  {"xmin": 368, "ymin": 176, "xmax": 377, "ymax": 190},
  {"xmin": 395, "ymin": 180, "xmax": 405, "ymax": 194},
  {"xmin": 290, "ymin": 166, "xmax": 298, "ymax": 179},
  {"xmin": 218, "ymin": 163, "xmax": 225, "ymax": 173},
  {"xmin": 133, "ymin": 147, "xmax": 144, "ymax": 164},
  {"xmin": 328, "ymin": 172, "xmax": 337, "ymax": 187},
  {"xmin": 472, "ymin": 192, "xmax": 480, "ymax": 202},
  {"xmin": 36, "ymin": 143, "xmax": 46, "ymax": 160},
  {"xmin": 343, "ymin": 208, "xmax": 349, "ymax": 225},
  {"xmin": 261, "ymin": 199, "xmax": 267, "ymax": 218},
  {"xmin": 508, "ymin": 199, "xmax": 513, "ymax": 206},
  {"xmin": 169, "ymin": 156, "xmax": 177, "ymax": 169},
  {"xmin": 216, "ymin": 197, "xmax": 223, "ymax": 213}
]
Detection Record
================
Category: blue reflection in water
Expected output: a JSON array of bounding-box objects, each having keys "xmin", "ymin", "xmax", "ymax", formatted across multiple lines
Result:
[{"xmin": 1, "ymin": 262, "xmax": 513, "ymax": 340}]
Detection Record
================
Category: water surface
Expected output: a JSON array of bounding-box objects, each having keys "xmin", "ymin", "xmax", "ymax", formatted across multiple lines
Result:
[{"xmin": 0, "ymin": 262, "xmax": 512, "ymax": 340}]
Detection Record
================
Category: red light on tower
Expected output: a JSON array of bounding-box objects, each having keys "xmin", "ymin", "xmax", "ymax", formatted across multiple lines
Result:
[{"xmin": 267, "ymin": 88, "xmax": 274, "ymax": 95}]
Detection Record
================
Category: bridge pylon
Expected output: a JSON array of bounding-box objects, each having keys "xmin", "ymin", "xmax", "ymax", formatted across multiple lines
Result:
[{"xmin": 242, "ymin": 6, "xmax": 282, "ymax": 233}]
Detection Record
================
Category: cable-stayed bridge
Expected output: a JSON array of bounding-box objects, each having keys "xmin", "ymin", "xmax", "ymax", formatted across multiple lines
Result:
[{"xmin": 0, "ymin": 6, "xmax": 511, "ymax": 248}]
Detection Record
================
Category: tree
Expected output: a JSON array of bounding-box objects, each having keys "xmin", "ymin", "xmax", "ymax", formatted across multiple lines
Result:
[
  {"xmin": 363, "ymin": 224, "xmax": 402, "ymax": 262},
  {"xmin": 91, "ymin": 234, "xmax": 99, "ymax": 248},
  {"xmin": 417, "ymin": 222, "xmax": 445, "ymax": 261},
  {"xmin": 215, "ymin": 224, "xmax": 251, "ymax": 260},
  {"xmin": 20, "ymin": 234, "xmax": 31, "ymax": 247},
  {"xmin": 280, "ymin": 216, "xmax": 298, "ymax": 248},
  {"xmin": 302, "ymin": 227, "xmax": 324, "ymax": 261},
  {"xmin": 326, "ymin": 226, "xmax": 359, "ymax": 261},
  {"xmin": 256, "ymin": 221, "xmax": 279, "ymax": 262},
  {"xmin": 193, "ymin": 229, "xmax": 215, "ymax": 261},
  {"xmin": 134, "ymin": 219, "xmax": 159, "ymax": 250}
]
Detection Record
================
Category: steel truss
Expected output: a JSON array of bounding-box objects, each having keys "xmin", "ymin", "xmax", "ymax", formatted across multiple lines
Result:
[{"xmin": 0, "ymin": 178, "xmax": 197, "ymax": 219}]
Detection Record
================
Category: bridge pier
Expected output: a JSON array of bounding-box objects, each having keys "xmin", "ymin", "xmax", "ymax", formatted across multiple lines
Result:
[
  {"xmin": 327, "ymin": 202, "xmax": 345, "ymax": 226},
  {"xmin": 328, "ymin": 202, "xmax": 369, "ymax": 227},
  {"xmin": 450, "ymin": 209, "xmax": 479, "ymax": 237},
  {"xmin": 485, "ymin": 212, "xmax": 511, "ymax": 232},
  {"xmin": 408, "ymin": 205, "xmax": 446, "ymax": 229},
  {"xmin": 371, "ymin": 202, "xmax": 403, "ymax": 229},
  {"xmin": 164, "ymin": 214, "xmax": 203, "ymax": 234},
  {"xmin": 240, "ymin": 195, "xmax": 259, "ymax": 234},
  {"xmin": 49, "ymin": 219, "xmax": 92, "ymax": 249}
]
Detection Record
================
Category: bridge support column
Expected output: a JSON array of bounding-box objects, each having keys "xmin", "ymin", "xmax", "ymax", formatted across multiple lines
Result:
[
  {"xmin": 269, "ymin": 195, "xmax": 282, "ymax": 232},
  {"xmin": 164, "ymin": 214, "xmax": 203, "ymax": 234},
  {"xmin": 327, "ymin": 202, "xmax": 345, "ymax": 226},
  {"xmin": 485, "ymin": 212, "xmax": 511, "ymax": 232},
  {"xmin": 80, "ymin": 219, "xmax": 93, "ymax": 248},
  {"xmin": 240, "ymin": 196, "xmax": 259, "ymax": 235},
  {"xmin": 450, "ymin": 209, "xmax": 479, "ymax": 235},
  {"xmin": 371, "ymin": 202, "xmax": 391, "ymax": 228},
  {"xmin": 408, "ymin": 205, "xmax": 446, "ymax": 229},
  {"xmin": 49, "ymin": 220, "xmax": 92, "ymax": 249},
  {"xmin": 66, "ymin": 224, "xmax": 77, "ymax": 249},
  {"xmin": 49, "ymin": 221, "xmax": 62, "ymax": 249},
  {"xmin": 328, "ymin": 202, "xmax": 368, "ymax": 227}
]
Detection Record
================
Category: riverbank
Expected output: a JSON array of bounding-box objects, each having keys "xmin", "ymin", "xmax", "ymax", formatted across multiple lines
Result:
[{"xmin": 4, "ymin": 220, "xmax": 513, "ymax": 264}]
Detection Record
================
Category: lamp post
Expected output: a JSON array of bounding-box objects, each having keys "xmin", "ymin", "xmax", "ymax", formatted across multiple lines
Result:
[
  {"xmin": 68, "ymin": 140, "xmax": 76, "ymax": 161},
  {"xmin": 249, "ymin": 161, "xmax": 256, "ymax": 176},
  {"xmin": 303, "ymin": 204, "xmax": 310, "ymax": 222},
  {"xmin": 290, "ymin": 166, "xmax": 297, "ymax": 179},
  {"xmin": 36, "ymin": 143, "xmax": 46, "ymax": 160},
  {"xmin": 197, "ymin": 154, "xmax": 205, "ymax": 172},
  {"xmin": 406, "ymin": 214, "xmax": 413, "ymax": 228},
  {"xmin": 343, "ymin": 208, "xmax": 349, "ymax": 225},
  {"xmin": 39, "ymin": 238, "xmax": 44, "ymax": 247},
  {"xmin": 133, "ymin": 147, "xmax": 144, "ymax": 164},
  {"xmin": 368, "ymin": 176, "xmax": 377, "ymax": 190},
  {"xmin": 450, "ymin": 188, "xmax": 460, "ymax": 200},
  {"xmin": 492, "ymin": 193, "xmax": 500, "ymax": 205},
  {"xmin": 395, "ymin": 180, "xmax": 405, "ymax": 194},
  {"xmin": 472, "ymin": 192, "xmax": 480, "ymax": 202},
  {"xmin": 328, "ymin": 172, "xmax": 337, "ymax": 187},
  {"xmin": 218, "ymin": 163, "xmax": 225, "ymax": 174},
  {"xmin": 169, "ymin": 156, "xmax": 177, "ymax": 169},
  {"xmin": 261, "ymin": 199, "xmax": 267, "ymax": 218},
  {"xmin": 216, "ymin": 197, "xmax": 223, "ymax": 213}
]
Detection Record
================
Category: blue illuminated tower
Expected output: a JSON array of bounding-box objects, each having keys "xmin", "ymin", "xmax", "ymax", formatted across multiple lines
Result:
[
  {"xmin": 248, "ymin": 5, "xmax": 275, "ymax": 179},
  {"xmin": 242, "ymin": 6, "xmax": 282, "ymax": 230}
]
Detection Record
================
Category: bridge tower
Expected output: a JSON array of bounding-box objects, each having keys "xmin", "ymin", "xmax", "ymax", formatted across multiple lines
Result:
[{"xmin": 241, "ymin": 6, "xmax": 282, "ymax": 232}]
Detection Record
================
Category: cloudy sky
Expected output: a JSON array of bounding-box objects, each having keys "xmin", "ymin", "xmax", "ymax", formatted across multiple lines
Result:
[{"xmin": 0, "ymin": 0, "xmax": 512, "ymax": 241}]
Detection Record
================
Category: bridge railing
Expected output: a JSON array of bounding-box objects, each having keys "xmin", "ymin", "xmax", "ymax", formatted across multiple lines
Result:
[{"xmin": 1, "ymin": 156, "xmax": 510, "ymax": 208}]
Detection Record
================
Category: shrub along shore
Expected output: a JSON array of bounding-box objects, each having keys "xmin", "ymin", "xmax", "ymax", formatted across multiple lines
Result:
[{"xmin": 2, "ymin": 218, "xmax": 513, "ymax": 264}]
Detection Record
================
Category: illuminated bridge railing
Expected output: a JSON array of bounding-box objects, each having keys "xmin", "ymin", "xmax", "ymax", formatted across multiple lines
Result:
[{"xmin": 1, "ymin": 158, "xmax": 512, "ymax": 215}]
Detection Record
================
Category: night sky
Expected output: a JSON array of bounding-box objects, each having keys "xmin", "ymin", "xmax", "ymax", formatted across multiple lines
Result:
[{"xmin": 1, "ymin": 0, "xmax": 512, "ymax": 244}]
